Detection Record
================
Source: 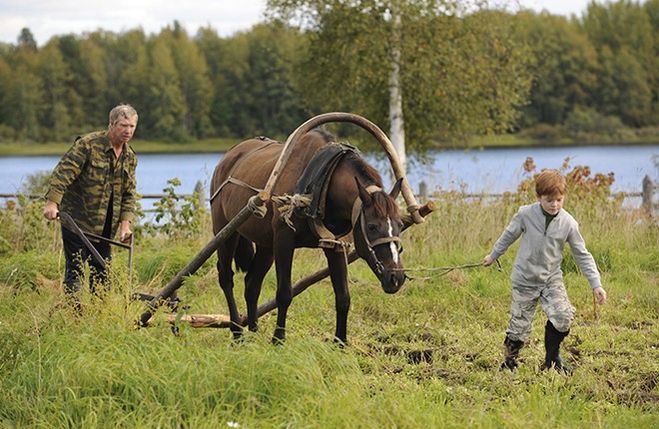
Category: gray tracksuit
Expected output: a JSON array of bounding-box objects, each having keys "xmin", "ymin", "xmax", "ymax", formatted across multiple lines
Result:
[{"xmin": 490, "ymin": 203, "xmax": 602, "ymax": 340}]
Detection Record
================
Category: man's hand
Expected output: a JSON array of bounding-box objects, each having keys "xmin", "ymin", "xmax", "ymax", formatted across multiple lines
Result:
[
  {"xmin": 43, "ymin": 200, "xmax": 59, "ymax": 220},
  {"xmin": 593, "ymin": 287, "xmax": 607, "ymax": 305},
  {"xmin": 119, "ymin": 220, "xmax": 132, "ymax": 243},
  {"xmin": 482, "ymin": 254, "xmax": 495, "ymax": 267}
]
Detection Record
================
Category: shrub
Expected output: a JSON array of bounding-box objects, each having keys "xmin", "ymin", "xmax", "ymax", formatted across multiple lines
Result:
[
  {"xmin": 519, "ymin": 123, "xmax": 563, "ymax": 143},
  {"xmin": 139, "ymin": 178, "xmax": 208, "ymax": 240},
  {"xmin": 564, "ymin": 107, "xmax": 627, "ymax": 142}
]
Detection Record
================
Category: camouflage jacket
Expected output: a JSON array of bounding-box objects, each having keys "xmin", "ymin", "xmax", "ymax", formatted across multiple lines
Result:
[{"xmin": 46, "ymin": 131, "xmax": 138, "ymax": 238}]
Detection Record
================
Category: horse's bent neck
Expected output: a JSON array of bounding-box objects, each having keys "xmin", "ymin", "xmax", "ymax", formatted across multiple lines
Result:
[{"xmin": 324, "ymin": 157, "xmax": 383, "ymax": 224}]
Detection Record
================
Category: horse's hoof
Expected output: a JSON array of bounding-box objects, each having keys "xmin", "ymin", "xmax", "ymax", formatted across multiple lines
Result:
[{"xmin": 271, "ymin": 330, "xmax": 286, "ymax": 345}]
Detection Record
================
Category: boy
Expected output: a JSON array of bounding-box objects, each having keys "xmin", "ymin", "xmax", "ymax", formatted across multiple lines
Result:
[{"xmin": 483, "ymin": 169, "xmax": 607, "ymax": 373}]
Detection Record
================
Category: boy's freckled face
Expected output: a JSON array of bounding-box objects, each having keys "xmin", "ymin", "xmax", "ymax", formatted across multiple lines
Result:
[{"xmin": 538, "ymin": 194, "xmax": 565, "ymax": 215}]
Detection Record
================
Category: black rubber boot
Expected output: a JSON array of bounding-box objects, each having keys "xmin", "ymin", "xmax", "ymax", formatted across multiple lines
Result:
[
  {"xmin": 500, "ymin": 336, "xmax": 524, "ymax": 371},
  {"xmin": 542, "ymin": 320, "xmax": 572, "ymax": 375}
]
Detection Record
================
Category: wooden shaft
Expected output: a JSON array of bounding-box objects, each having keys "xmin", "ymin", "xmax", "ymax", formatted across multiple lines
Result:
[
  {"xmin": 138, "ymin": 195, "xmax": 264, "ymax": 327},
  {"xmin": 167, "ymin": 314, "xmax": 231, "ymax": 329},
  {"xmin": 128, "ymin": 235, "xmax": 134, "ymax": 285},
  {"xmin": 239, "ymin": 200, "xmax": 436, "ymax": 326},
  {"xmin": 164, "ymin": 201, "xmax": 436, "ymax": 329}
]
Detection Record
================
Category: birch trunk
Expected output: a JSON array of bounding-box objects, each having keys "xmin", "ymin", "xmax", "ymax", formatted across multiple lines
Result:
[{"xmin": 388, "ymin": 11, "xmax": 406, "ymax": 174}]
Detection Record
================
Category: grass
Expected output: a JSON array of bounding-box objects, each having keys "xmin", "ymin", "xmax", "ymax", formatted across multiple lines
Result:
[{"xmin": 0, "ymin": 195, "xmax": 657, "ymax": 428}]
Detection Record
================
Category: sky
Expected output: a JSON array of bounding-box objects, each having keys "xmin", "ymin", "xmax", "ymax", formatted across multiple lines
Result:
[{"xmin": 0, "ymin": 0, "xmax": 595, "ymax": 46}]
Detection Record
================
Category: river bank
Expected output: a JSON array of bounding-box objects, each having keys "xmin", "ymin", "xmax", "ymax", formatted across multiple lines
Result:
[{"xmin": 1, "ymin": 133, "xmax": 658, "ymax": 157}]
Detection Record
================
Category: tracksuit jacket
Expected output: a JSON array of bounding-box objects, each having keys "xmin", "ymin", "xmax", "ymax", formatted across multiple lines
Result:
[{"xmin": 489, "ymin": 202, "xmax": 602, "ymax": 289}]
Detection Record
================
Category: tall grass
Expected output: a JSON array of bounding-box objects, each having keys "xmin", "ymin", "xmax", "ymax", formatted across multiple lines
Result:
[{"xmin": 0, "ymin": 178, "xmax": 657, "ymax": 427}]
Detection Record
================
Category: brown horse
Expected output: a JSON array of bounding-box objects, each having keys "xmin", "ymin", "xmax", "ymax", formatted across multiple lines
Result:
[{"xmin": 210, "ymin": 130, "xmax": 406, "ymax": 343}]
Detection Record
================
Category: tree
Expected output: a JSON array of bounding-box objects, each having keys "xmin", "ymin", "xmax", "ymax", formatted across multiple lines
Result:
[
  {"xmin": 17, "ymin": 28, "xmax": 37, "ymax": 51},
  {"xmin": 645, "ymin": 0, "xmax": 659, "ymax": 123},
  {"xmin": 242, "ymin": 23, "xmax": 308, "ymax": 136},
  {"xmin": 195, "ymin": 26, "xmax": 240, "ymax": 136},
  {"xmin": 596, "ymin": 45, "xmax": 652, "ymax": 126},
  {"xmin": 77, "ymin": 37, "xmax": 110, "ymax": 128},
  {"xmin": 165, "ymin": 22, "xmax": 214, "ymax": 138},
  {"xmin": 2, "ymin": 40, "xmax": 43, "ymax": 141},
  {"xmin": 118, "ymin": 29, "xmax": 155, "ymax": 137},
  {"xmin": 266, "ymin": 0, "xmax": 533, "ymax": 171},
  {"xmin": 145, "ymin": 34, "xmax": 188, "ymax": 141},
  {"xmin": 196, "ymin": 23, "xmax": 308, "ymax": 138},
  {"xmin": 37, "ymin": 40, "xmax": 76, "ymax": 140},
  {"xmin": 514, "ymin": 12, "xmax": 599, "ymax": 126},
  {"xmin": 582, "ymin": 0, "xmax": 656, "ymax": 125}
]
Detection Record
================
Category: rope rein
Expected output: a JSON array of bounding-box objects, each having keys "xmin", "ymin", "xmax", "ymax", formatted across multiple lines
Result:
[{"xmin": 393, "ymin": 259, "xmax": 503, "ymax": 279}]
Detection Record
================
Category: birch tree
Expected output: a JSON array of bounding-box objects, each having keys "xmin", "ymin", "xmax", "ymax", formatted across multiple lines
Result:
[{"xmin": 266, "ymin": 0, "xmax": 532, "ymax": 171}]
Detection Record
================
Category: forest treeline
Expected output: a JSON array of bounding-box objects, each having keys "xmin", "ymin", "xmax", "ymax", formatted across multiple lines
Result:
[{"xmin": 0, "ymin": 0, "xmax": 656, "ymax": 145}]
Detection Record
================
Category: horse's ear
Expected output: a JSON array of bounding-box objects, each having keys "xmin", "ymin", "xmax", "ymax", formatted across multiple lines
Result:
[
  {"xmin": 389, "ymin": 178, "xmax": 403, "ymax": 200},
  {"xmin": 355, "ymin": 177, "xmax": 373, "ymax": 206}
]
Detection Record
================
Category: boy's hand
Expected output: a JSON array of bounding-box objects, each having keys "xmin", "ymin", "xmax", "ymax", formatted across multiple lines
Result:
[
  {"xmin": 593, "ymin": 287, "xmax": 607, "ymax": 305},
  {"xmin": 482, "ymin": 255, "xmax": 494, "ymax": 266}
]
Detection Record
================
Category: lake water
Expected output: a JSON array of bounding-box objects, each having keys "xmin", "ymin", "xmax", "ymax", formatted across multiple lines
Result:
[{"xmin": 2, "ymin": 145, "xmax": 657, "ymax": 206}]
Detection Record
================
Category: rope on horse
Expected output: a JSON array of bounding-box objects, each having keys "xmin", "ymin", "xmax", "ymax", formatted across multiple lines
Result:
[
  {"xmin": 271, "ymin": 193, "xmax": 312, "ymax": 231},
  {"xmin": 247, "ymin": 194, "xmax": 268, "ymax": 218},
  {"xmin": 393, "ymin": 260, "xmax": 503, "ymax": 280}
]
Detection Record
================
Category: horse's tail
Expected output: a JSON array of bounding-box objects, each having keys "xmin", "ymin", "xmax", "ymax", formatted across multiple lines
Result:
[{"xmin": 234, "ymin": 235, "xmax": 254, "ymax": 272}]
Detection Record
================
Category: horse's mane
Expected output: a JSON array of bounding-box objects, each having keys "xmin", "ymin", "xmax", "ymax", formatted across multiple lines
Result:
[
  {"xmin": 307, "ymin": 128, "xmax": 399, "ymax": 219},
  {"xmin": 309, "ymin": 128, "xmax": 335, "ymax": 144}
]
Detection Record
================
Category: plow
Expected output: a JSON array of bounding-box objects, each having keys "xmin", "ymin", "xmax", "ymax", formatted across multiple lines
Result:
[{"xmin": 135, "ymin": 112, "xmax": 436, "ymax": 330}]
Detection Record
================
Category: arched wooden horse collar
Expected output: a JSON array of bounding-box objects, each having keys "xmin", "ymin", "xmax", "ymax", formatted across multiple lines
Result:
[{"xmin": 261, "ymin": 112, "xmax": 424, "ymax": 225}]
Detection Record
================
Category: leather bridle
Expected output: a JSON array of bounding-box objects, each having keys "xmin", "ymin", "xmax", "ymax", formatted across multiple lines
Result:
[{"xmin": 350, "ymin": 185, "xmax": 403, "ymax": 276}]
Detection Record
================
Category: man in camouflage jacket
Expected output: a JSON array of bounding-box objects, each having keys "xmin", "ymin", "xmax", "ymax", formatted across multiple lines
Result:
[{"xmin": 44, "ymin": 104, "xmax": 138, "ymax": 296}]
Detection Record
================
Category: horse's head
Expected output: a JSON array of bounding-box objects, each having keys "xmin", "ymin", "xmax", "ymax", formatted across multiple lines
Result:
[{"xmin": 352, "ymin": 178, "xmax": 406, "ymax": 294}]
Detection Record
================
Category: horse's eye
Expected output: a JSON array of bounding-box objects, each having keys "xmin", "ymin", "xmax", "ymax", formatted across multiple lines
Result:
[{"xmin": 367, "ymin": 224, "xmax": 378, "ymax": 233}]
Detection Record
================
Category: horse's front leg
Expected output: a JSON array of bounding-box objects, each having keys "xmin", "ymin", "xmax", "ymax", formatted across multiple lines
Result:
[
  {"xmin": 244, "ymin": 245, "xmax": 273, "ymax": 332},
  {"xmin": 216, "ymin": 235, "xmax": 242, "ymax": 339},
  {"xmin": 324, "ymin": 247, "xmax": 350, "ymax": 344},
  {"xmin": 273, "ymin": 234, "xmax": 295, "ymax": 344}
]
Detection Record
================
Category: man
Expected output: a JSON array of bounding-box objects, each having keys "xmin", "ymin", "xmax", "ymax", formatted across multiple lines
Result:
[{"xmin": 44, "ymin": 104, "xmax": 138, "ymax": 297}]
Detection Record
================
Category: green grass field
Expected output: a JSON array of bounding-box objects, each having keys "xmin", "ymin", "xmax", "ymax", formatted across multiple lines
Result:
[{"xmin": 0, "ymin": 193, "xmax": 657, "ymax": 428}]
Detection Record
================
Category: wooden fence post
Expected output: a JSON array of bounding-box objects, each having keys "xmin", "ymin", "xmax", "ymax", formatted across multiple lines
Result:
[
  {"xmin": 642, "ymin": 175, "xmax": 654, "ymax": 215},
  {"xmin": 194, "ymin": 180, "xmax": 205, "ymax": 207},
  {"xmin": 418, "ymin": 181, "xmax": 428, "ymax": 201}
]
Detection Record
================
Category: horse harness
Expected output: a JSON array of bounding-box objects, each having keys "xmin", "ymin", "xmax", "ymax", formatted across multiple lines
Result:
[
  {"xmin": 211, "ymin": 141, "xmax": 402, "ymax": 267},
  {"xmin": 209, "ymin": 137, "xmax": 278, "ymax": 205},
  {"xmin": 350, "ymin": 185, "xmax": 403, "ymax": 276}
]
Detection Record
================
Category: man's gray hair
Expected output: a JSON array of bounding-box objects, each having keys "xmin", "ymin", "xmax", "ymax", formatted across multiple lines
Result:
[{"xmin": 109, "ymin": 104, "xmax": 138, "ymax": 126}]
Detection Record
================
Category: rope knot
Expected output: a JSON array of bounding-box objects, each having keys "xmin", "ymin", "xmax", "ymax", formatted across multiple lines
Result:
[
  {"xmin": 247, "ymin": 195, "xmax": 267, "ymax": 218},
  {"xmin": 271, "ymin": 193, "xmax": 312, "ymax": 230}
]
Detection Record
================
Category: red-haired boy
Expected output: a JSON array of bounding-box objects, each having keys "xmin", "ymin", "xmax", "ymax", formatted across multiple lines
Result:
[{"xmin": 483, "ymin": 169, "xmax": 607, "ymax": 373}]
